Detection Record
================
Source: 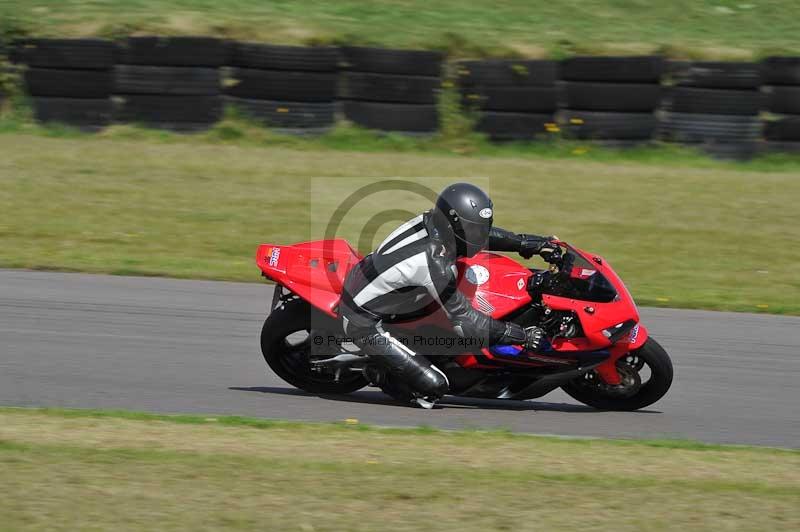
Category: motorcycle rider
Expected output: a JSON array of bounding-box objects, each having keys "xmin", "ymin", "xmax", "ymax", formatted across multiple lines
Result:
[{"xmin": 339, "ymin": 182, "xmax": 559, "ymax": 408}]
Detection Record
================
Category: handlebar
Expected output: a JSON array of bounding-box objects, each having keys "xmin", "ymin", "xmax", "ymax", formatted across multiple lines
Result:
[{"xmin": 526, "ymin": 244, "xmax": 571, "ymax": 295}]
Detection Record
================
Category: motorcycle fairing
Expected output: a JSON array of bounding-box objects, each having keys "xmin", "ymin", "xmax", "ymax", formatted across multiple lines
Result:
[{"xmin": 256, "ymin": 239, "xmax": 361, "ymax": 317}]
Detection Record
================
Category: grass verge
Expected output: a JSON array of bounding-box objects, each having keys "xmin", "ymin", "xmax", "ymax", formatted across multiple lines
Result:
[
  {"xmin": 1, "ymin": 127, "xmax": 799, "ymax": 314},
  {"xmin": 3, "ymin": 1, "xmax": 800, "ymax": 59},
  {"xmin": 0, "ymin": 407, "xmax": 798, "ymax": 531}
]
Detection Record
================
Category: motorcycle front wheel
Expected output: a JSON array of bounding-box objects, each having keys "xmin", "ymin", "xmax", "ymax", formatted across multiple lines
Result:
[
  {"xmin": 260, "ymin": 298, "xmax": 368, "ymax": 395},
  {"xmin": 561, "ymin": 337, "xmax": 673, "ymax": 411}
]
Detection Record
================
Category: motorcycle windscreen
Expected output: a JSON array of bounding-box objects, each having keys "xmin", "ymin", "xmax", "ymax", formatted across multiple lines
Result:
[{"xmin": 544, "ymin": 247, "xmax": 618, "ymax": 303}]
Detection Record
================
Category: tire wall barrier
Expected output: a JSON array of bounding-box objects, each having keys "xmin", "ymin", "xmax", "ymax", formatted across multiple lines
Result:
[
  {"xmin": 559, "ymin": 56, "xmax": 662, "ymax": 145},
  {"xmin": 7, "ymin": 38, "xmax": 800, "ymax": 157},
  {"xmin": 225, "ymin": 43, "xmax": 338, "ymax": 133},
  {"xmin": 761, "ymin": 57, "xmax": 800, "ymax": 154},
  {"xmin": 114, "ymin": 37, "xmax": 225, "ymax": 131},
  {"xmin": 456, "ymin": 59, "xmax": 558, "ymax": 141},
  {"xmin": 660, "ymin": 61, "xmax": 764, "ymax": 159},
  {"xmin": 16, "ymin": 38, "xmax": 115, "ymax": 131},
  {"xmin": 339, "ymin": 46, "xmax": 443, "ymax": 133}
]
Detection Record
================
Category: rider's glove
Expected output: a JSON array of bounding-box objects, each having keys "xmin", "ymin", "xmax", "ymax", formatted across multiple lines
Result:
[
  {"xmin": 524, "ymin": 326, "xmax": 545, "ymax": 352},
  {"xmin": 519, "ymin": 235, "xmax": 560, "ymax": 261},
  {"xmin": 519, "ymin": 236, "xmax": 546, "ymax": 259},
  {"xmin": 519, "ymin": 235, "xmax": 542, "ymax": 259},
  {"xmin": 538, "ymin": 241, "xmax": 562, "ymax": 263}
]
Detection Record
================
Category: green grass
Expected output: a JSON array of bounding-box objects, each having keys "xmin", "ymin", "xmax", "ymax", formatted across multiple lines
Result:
[
  {"xmin": 0, "ymin": 408, "xmax": 798, "ymax": 531},
  {"xmin": 2, "ymin": 406, "xmax": 795, "ymax": 452},
  {"xmin": 2, "ymin": 0, "xmax": 800, "ymax": 58},
  {"xmin": 1, "ymin": 126, "xmax": 799, "ymax": 314}
]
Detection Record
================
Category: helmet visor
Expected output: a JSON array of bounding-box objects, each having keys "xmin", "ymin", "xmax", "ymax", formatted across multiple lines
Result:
[{"xmin": 453, "ymin": 216, "xmax": 491, "ymax": 257}]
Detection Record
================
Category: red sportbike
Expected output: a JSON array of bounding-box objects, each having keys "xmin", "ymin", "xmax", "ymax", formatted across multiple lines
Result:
[{"xmin": 256, "ymin": 238, "xmax": 673, "ymax": 410}]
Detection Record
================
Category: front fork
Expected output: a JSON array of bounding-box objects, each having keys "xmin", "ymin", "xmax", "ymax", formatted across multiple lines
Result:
[
  {"xmin": 593, "ymin": 324, "xmax": 649, "ymax": 386},
  {"xmin": 594, "ymin": 344, "xmax": 629, "ymax": 385}
]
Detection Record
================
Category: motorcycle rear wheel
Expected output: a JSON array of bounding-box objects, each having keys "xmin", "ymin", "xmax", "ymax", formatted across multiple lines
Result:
[
  {"xmin": 561, "ymin": 337, "xmax": 673, "ymax": 411},
  {"xmin": 260, "ymin": 298, "xmax": 368, "ymax": 395}
]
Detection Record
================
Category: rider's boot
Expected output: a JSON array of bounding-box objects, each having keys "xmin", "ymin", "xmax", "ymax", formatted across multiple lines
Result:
[
  {"xmin": 414, "ymin": 396, "xmax": 438, "ymax": 409},
  {"xmin": 354, "ymin": 330, "xmax": 449, "ymax": 404}
]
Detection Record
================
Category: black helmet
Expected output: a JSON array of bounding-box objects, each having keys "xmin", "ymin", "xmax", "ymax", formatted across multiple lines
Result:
[{"xmin": 432, "ymin": 182, "xmax": 494, "ymax": 258}]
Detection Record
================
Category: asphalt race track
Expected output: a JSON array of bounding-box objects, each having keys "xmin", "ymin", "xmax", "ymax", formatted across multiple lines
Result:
[{"xmin": 1, "ymin": 269, "xmax": 798, "ymax": 447}]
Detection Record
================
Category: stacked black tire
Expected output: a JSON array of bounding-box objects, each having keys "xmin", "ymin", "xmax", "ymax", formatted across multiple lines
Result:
[
  {"xmin": 340, "ymin": 47, "xmax": 442, "ymax": 134},
  {"xmin": 15, "ymin": 39, "xmax": 115, "ymax": 130},
  {"xmin": 114, "ymin": 37, "xmax": 225, "ymax": 131},
  {"xmin": 225, "ymin": 43, "xmax": 338, "ymax": 134},
  {"xmin": 0, "ymin": 42, "xmax": 8, "ymax": 110},
  {"xmin": 559, "ymin": 56, "xmax": 662, "ymax": 145},
  {"xmin": 761, "ymin": 57, "xmax": 800, "ymax": 154},
  {"xmin": 660, "ymin": 62, "xmax": 763, "ymax": 159},
  {"xmin": 0, "ymin": 50, "xmax": 6, "ymax": 111},
  {"xmin": 456, "ymin": 60, "xmax": 558, "ymax": 141}
]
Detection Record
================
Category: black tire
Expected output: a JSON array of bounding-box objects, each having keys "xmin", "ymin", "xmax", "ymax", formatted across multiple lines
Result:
[
  {"xmin": 11, "ymin": 38, "xmax": 114, "ymax": 69},
  {"xmin": 261, "ymin": 299, "xmax": 368, "ymax": 395},
  {"xmin": 229, "ymin": 43, "xmax": 339, "ymax": 72},
  {"xmin": 593, "ymin": 139, "xmax": 655, "ymax": 149},
  {"xmin": 339, "ymin": 72, "xmax": 439, "ymax": 104},
  {"xmin": 671, "ymin": 61, "xmax": 761, "ymax": 89},
  {"xmin": 456, "ymin": 60, "xmax": 558, "ymax": 87},
  {"xmin": 340, "ymin": 46, "xmax": 443, "ymax": 76},
  {"xmin": 341, "ymin": 100, "xmax": 439, "ymax": 132},
  {"xmin": 225, "ymin": 97, "xmax": 335, "ymax": 130},
  {"xmin": 475, "ymin": 111, "xmax": 555, "ymax": 141},
  {"xmin": 762, "ymin": 140, "xmax": 800, "ymax": 153},
  {"xmin": 664, "ymin": 87, "xmax": 763, "ymax": 116},
  {"xmin": 32, "ymin": 97, "xmax": 112, "ymax": 130},
  {"xmin": 663, "ymin": 59, "xmax": 691, "ymax": 77},
  {"xmin": 25, "ymin": 68, "xmax": 113, "ymax": 98},
  {"xmin": 698, "ymin": 142, "xmax": 759, "ymax": 161},
  {"xmin": 561, "ymin": 110, "xmax": 657, "ymax": 140},
  {"xmin": 562, "ymin": 82, "xmax": 661, "ymax": 112},
  {"xmin": 764, "ymin": 86, "xmax": 800, "ymax": 114},
  {"xmin": 223, "ymin": 68, "xmax": 337, "ymax": 102},
  {"xmin": 562, "ymin": 337, "xmax": 673, "ymax": 411},
  {"xmin": 659, "ymin": 112, "xmax": 761, "ymax": 143},
  {"xmin": 460, "ymin": 86, "xmax": 557, "ymax": 112},
  {"xmin": 761, "ymin": 57, "xmax": 800, "ymax": 85},
  {"xmin": 114, "ymin": 95, "xmax": 222, "ymax": 128},
  {"xmin": 114, "ymin": 65, "xmax": 220, "ymax": 95},
  {"xmin": 116, "ymin": 36, "xmax": 228, "ymax": 67},
  {"xmin": 764, "ymin": 117, "xmax": 800, "ymax": 141},
  {"xmin": 560, "ymin": 56, "xmax": 663, "ymax": 83}
]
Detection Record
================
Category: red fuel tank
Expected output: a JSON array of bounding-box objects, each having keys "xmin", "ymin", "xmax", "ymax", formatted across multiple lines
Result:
[{"xmin": 457, "ymin": 252, "xmax": 533, "ymax": 319}]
